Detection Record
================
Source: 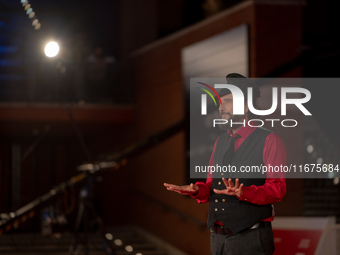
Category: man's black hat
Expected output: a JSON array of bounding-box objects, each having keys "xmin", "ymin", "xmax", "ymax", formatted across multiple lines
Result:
[{"xmin": 216, "ymin": 73, "xmax": 261, "ymax": 100}]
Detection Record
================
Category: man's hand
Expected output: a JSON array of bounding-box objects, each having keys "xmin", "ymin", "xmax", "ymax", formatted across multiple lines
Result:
[
  {"xmin": 164, "ymin": 183, "xmax": 199, "ymax": 196},
  {"xmin": 213, "ymin": 178, "xmax": 244, "ymax": 197}
]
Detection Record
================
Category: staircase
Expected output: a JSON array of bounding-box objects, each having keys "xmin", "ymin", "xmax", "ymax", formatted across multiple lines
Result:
[{"xmin": 0, "ymin": 226, "xmax": 188, "ymax": 255}]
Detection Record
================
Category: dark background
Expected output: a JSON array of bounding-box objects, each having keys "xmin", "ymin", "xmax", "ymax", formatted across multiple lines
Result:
[{"xmin": 1, "ymin": 1, "xmax": 340, "ymax": 254}]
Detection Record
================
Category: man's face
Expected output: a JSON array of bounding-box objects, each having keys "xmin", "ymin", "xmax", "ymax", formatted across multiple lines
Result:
[
  {"xmin": 219, "ymin": 93, "xmax": 233, "ymax": 121},
  {"xmin": 218, "ymin": 93, "xmax": 245, "ymax": 131}
]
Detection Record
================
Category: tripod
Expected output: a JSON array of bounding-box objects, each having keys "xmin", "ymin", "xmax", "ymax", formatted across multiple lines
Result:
[{"xmin": 70, "ymin": 174, "xmax": 116, "ymax": 255}]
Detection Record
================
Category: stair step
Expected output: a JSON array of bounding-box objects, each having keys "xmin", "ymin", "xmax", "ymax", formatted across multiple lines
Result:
[{"xmin": 0, "ymin": 227, "xmax": 171, "ymax": 255}]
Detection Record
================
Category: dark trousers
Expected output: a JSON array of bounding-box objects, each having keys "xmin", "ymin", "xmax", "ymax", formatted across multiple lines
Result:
[{"xmin": 210, "ymin": 225, "xmax": 275, "ymax": 255}]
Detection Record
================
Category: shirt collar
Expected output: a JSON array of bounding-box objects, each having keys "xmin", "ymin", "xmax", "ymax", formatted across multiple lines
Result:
[{"xmin": 227, "ymin": 121, "xmax": 257, "ymax": 139}]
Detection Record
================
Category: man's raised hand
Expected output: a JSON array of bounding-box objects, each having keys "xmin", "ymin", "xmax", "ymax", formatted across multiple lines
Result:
[
  {"xmin": 164, "ymin": 183, "xmax": 199, "ymax": 196},
  {"xmin": 213, "ymin": 178, "xmax": 244, "ymax": 197}
]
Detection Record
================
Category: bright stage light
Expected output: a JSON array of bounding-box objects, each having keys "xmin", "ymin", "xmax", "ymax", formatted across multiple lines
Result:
[{"xmin": 44, "ymin": 42, "xmax": 59, "ymax": 57}]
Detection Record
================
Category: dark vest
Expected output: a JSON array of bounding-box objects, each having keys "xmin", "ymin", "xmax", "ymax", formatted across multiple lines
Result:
[{"xmin": 207, "ymin": 127, "xmax": 273, "ymax": 233}]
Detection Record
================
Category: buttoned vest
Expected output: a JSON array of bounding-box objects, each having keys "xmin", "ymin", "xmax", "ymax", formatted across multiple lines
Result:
[{"xmin": 207, "ymin": 127, "xmax": 272, "ymax": 233}]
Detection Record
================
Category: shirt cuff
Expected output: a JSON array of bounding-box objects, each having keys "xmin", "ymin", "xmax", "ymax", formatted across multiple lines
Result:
[
  {"xmin": 237, "ymin": 186, "xmax": 255, "ymax": 202},
  {"xmin": 190, "ymin": 182, "xmax": 207, "ymax": 201}
]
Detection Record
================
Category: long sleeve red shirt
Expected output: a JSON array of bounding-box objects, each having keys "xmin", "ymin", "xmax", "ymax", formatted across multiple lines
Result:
[{"xmin": 191, "ymin": 125, "xmax": 287, "ymax": 222}]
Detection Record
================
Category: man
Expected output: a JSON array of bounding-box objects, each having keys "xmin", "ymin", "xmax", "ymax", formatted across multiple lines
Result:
[{"xmin": 164, "ymin": 73, "xmax": 286, "ymax": 255}]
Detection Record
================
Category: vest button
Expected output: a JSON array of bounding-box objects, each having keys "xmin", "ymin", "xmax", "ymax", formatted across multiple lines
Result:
[
  {"xmin": 218, "ymin": 181, "xmax": 221, "ymax": 185},
  {"xmin": 215, "ymin": 199, "xmax": 218, "ymax": 203},
  {"xmin": 222, "ymin": 208, "xmax": 225, "ymax": 211},
  {"xmin": 215, "ymin": 208, "xmax": 218, "ymax": 211},
  {"xmin": 222, "ymin": 199, "xmax": 225, "ymax": 202}
]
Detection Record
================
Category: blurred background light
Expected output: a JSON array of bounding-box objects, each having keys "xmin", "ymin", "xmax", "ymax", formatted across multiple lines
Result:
[
  {"xmin": 26, "ymin": 8, "xmax": 33, "ymax": 15},
  {"xmin": 125, "ymin": 245, "xmax": 133, "ymax": 252},
  {"xmin": 316, "ymin": 157, "xmax": 323, "ymax": 164},
  {"xmin": 328, "ymin": 171, "xmax": 333, "ymax": 179},
  {"xmin": 114, "ymin": 239, "xmax": 122, "ymax": 246},
  {"xmin": 34, "ymin": 23, "xmax": 41, "ymax": 30},
  {"xmin": 44, "ymin": 42, "xmax": 59, "ymax": 57},
  {"xmin": 32, "ymin": 19, "xmax": 38, "ymax": 26},
  {"xmin": 307, "ymin": 145, "xmax": 314, "ymax": 153},
  {"xmin": 105, "ymin": 233, "xmax": 113, "ymax": 240}
]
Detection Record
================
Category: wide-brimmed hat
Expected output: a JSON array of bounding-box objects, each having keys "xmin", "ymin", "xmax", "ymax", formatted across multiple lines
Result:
[{"xmin": 216, "ymin": 73, "xmax": 260, "ymax": 100}]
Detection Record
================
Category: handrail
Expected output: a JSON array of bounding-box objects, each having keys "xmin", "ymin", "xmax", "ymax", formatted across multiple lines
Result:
[{"xmin": 0, "ymin": 172, "xmax": 87, "ymax": 234}]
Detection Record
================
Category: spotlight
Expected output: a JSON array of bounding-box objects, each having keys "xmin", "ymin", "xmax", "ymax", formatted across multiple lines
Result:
[{"xmin": 44, "ymin": 42, "xmax": 59, "ymax": 57}]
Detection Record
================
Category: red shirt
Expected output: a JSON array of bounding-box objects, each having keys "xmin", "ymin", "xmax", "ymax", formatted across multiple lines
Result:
[{"xmin": 191, "ymin": 125, "xmax": 287, "ymax": 222}]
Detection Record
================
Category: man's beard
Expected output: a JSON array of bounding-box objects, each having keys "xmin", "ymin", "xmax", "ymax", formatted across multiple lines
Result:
[{"xmin": 218, "ymin": 112, "xmax": 245, "ymax": 131}]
